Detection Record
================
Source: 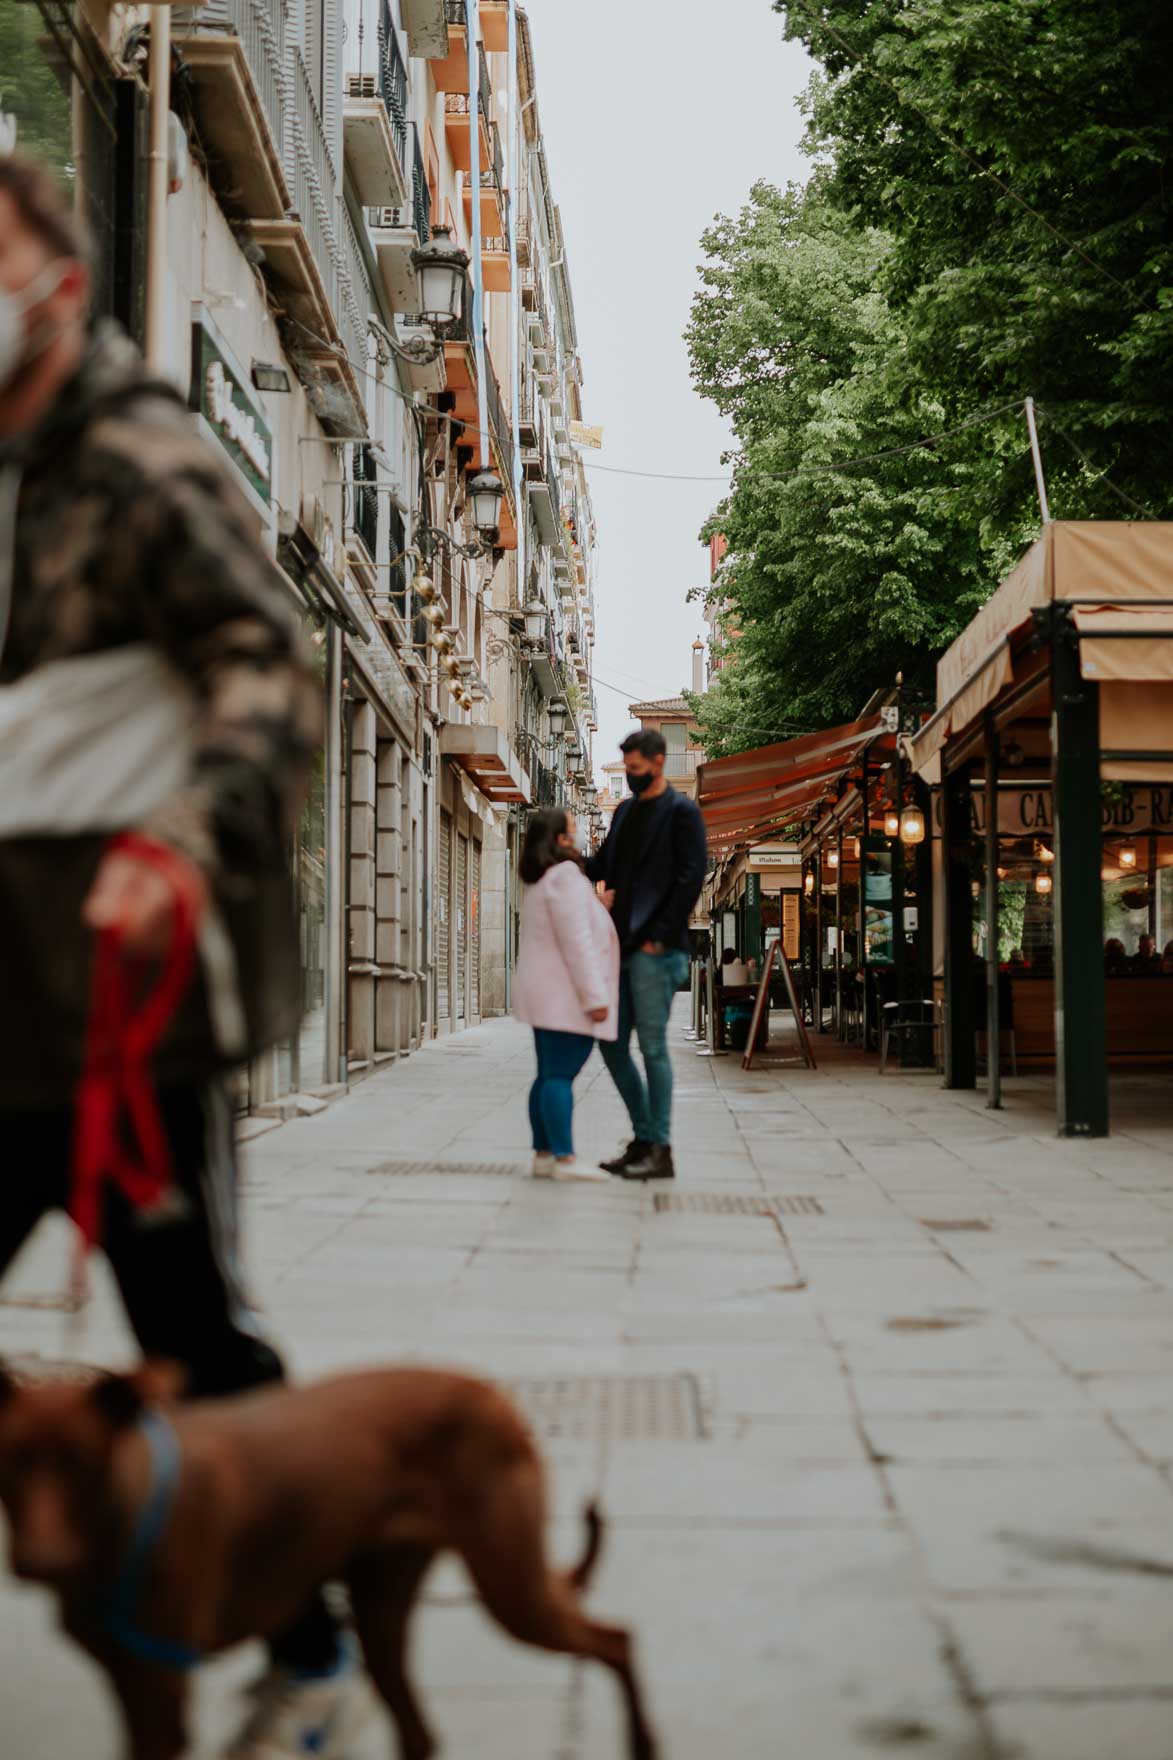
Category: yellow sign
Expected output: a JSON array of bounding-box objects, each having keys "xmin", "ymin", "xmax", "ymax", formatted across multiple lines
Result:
[{"xmin": 569, "ymin": 422, "xmax": 604, "ymax": 450}]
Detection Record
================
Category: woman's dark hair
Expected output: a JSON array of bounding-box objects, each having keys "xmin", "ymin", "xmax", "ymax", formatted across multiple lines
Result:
[{"xmin": 520, "ymin": 807, "xmax": 580, "ymax": 884}]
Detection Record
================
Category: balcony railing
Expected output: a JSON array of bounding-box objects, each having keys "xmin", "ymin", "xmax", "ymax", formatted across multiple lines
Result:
[
  {"xmin": 353, "ymin": 443, "xmax": 379, "ymax": 559},
  {"xmin": 409, "ymin": 126, "xmax": 431, "ymax": 246},
  {"xmin": 664, "ymin": 750, "xmax": 700, "ymax": 778},
  {"xmin": 231, "ymin": 0, "xmax": 286, "ymax": 166},
  {"xmin": 378, "ymin": 0, "xmax": 409, "ymax": 171}
]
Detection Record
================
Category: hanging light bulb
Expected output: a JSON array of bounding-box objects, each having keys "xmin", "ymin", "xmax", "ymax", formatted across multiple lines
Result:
[
  {"xmin": 803, "ymin": 870, "xmax": 815, "ymax": 897},
  {"xmin": 433, "ymin": 630, "xmax": 454, "ymax": 655},
  {"xmin": 852, "ymin": 836, "xmax": 862, "ymax": 859},
  {"xmin": 884, "ymin": 806, "xmax": 901, "ymax": 839},
  {"xmin": 1119, "ymin": 841, "xmax": 1138, "ymax": 869},
  {"xmin": 412, "ymin": 563, "xmax": 436, "ymax": 604},
  {"xmin": 827, "ymin": 846, "xmax": 839, "ymax": 870},
  {"xmin": 899, "ymin": 804, "xmax": 926, "ymax": 845},
  {"xmin": 423, "ymin": 602, "xmax": 445, "ymax": 627},
  {"xmin": 1035, "ymin": 871, "xmax": 1053, "ymax": 895},
  {"xmin": 1037, "ymin": 839, "xmax": 1055, "ymax": 863}
]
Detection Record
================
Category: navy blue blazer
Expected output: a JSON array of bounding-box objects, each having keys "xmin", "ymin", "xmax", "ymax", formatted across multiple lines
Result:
[{"xmin": 585, "ymin": 786, "xmax": 708, "ymax": 953}]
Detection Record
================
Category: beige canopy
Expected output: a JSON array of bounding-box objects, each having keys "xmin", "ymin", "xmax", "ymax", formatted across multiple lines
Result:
[{"xmin": 909, "ymin": 521, "xmax": 1173, "ymax": 780}]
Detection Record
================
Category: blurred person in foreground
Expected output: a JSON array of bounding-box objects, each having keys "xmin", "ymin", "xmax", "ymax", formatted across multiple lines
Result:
[
  {"xmin": 586, "ymin": 729, "xmax": 708, "ymax": 1181},
  {"xmin": 0, "ymin": 155, "xmax": 364, "ymax": 1756},
  {"xmin": 512, "ymin": 808, "xmax": 618, "ymax": 1183}
]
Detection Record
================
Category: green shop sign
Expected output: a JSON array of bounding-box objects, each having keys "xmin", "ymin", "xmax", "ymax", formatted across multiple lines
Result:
[{"xmin": 189, "ymin": 308, "xmax": 273, "ymax": 506}]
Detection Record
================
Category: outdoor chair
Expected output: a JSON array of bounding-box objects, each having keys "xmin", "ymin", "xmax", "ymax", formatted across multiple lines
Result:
[{"xmin": 879, "ymin": 998, "xmax": 941, "ymax": 1074}]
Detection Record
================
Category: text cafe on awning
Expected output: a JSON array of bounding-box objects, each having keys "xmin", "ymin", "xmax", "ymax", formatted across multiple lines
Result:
[{"xmin": 908, "ymin": 520, "xmax": 1173, "ymax": 1138}]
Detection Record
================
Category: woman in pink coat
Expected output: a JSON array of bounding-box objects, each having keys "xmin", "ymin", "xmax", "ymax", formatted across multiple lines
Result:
[{"xmin": 513, "ymin": 808, "xmax": 619, "ymax": 1182}]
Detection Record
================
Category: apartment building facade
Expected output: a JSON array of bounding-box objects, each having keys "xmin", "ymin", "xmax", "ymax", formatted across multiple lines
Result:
[{"xmin": 4, "ymin": 0, "xmax": 597, "ymax": 1104}]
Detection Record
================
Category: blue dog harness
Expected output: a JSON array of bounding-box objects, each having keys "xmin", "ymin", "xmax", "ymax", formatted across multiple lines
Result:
[{"xmin": 93, "ymin": 1408, "xmax": 203, "ymax": 1671}]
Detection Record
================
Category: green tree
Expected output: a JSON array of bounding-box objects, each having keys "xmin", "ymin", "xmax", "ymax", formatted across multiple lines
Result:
[
  {"xmin": 776, "ymin": 0, "xmax": 1173, "ymax": 521},
  {"xmin": 686, "ymin": 177, "xmax": 1005, "ymax": 754},
  {"xmin": 0, "ymin": 0, "xmax": 74, "ymax": 176}
]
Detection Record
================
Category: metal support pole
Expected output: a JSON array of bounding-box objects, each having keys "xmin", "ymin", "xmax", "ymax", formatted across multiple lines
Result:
[
  {"xmin": 814, "ymin": 852, "xmax": 826, "ymax": 1033},
  {"xmin": 943, "ymin": 761, "xmax": 977, "ymax": 1089},
  {"xmin": 144, "ymin": 4, "xmax": 172, "ymax": 372},
  {"xmin": 834, "ymin": 827, "xmax": 843, "ymax": 1039},
  {"xmin": 685, "ymin": 957, "xmax": 700, "ymax": 1040},
  {"xmin": 696, "ymin": 958, "xmax": 727, "ymax": 1057},
  {"xmin": 984, "ymin": 716, "xmax": 1002, "ymax": 1109},
  {"xmin": 1052, "ymin": 614, "xmax": 1108, "ymax": 1136},
  {"xmin": 1024, "ymin": 397, "xmax": 1051, "ymax": 527}
]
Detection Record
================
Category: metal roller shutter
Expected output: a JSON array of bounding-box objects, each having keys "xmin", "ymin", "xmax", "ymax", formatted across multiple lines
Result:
[
  {"xmin": 456, "ymin": 833, "xmax": 468, "ymax": 1017},
  {"xmin": 437, "ymin": 811, "xmax": 451, "ymax": 1021},
  {"xmin": 470, "ymin": 839, "xmax": 481, "ymax": 1016}
]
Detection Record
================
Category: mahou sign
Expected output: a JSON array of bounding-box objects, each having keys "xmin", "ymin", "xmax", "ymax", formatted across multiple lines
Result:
[{"xmin": 932, "ymin": 785, "xmax": 1173, "ymax": 837}]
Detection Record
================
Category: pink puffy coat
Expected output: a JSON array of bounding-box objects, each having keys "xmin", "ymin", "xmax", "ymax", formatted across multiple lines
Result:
[{"xmin": 512, "ymin": 859, "xmax": 620, "ymax": 1041}]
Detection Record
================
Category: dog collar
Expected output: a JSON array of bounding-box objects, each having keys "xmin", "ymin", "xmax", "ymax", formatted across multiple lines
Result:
[{"xmin": 94, "ymin": 1408, "xmax": 203, "ymax": 1671}]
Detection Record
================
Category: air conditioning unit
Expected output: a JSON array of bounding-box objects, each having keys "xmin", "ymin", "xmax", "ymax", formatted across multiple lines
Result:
[{"xmin": 346, "ymin": 74, "xmax": 377, "ymax": 98}]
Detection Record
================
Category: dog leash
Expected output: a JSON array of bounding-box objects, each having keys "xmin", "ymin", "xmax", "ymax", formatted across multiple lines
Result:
[
  {"xmin": 93, "ymin": 1407, "xmax": 203, "ymax": 1672},
  {"xmin": 68, "ymin": 832, "xmax": 203, "ymax": 1316}
]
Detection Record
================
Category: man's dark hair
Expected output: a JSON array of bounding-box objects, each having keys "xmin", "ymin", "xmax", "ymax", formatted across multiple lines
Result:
[
  {"xmin": 519, "ymin": 807, "xmax": 580, "ymax": 885},
  {"xmin": 0, "ymin": 154, "xmax": 90, "ymax": 263},
  {"xmin": 619, "ymin": 728, "xmax": 666, "ymax": 760}
]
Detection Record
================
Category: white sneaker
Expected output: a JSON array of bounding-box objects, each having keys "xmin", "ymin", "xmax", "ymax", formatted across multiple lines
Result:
[
  {"xmin": 224, "ymin": 1649, "xmax": 373, "ymax": 1759},
  {"xmin": 553, "ymin": 1158, "xmax": 611, "ymax": 1183},
  {"xmin": 532, "ymin": 1152, "xmax": 556, "ymax": 1178}
]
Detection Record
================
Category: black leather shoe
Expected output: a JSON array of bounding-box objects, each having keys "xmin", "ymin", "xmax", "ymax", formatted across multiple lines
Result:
[
  {"xmin": 600, "ymin": 1138, "xmax": 651, "ymax": 1175},
  {"xmin": 618, "ymin": 1145, "xmax": 676, "ymax": 1181}
]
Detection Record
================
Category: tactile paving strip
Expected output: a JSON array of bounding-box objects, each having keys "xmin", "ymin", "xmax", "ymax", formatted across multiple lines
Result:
[
  {"xmin": 504, "ymin": 1372, "xmax": 706, "ymax": 1441},
  {"xmin": 652, "ymin": 1192, "xmax": 823, "ymax": 1217}
]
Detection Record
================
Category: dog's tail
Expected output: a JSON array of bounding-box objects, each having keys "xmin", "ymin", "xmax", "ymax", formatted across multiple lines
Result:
[{"xmin": 567, "ymin": 1500, "xmax": 605, "ymax": 1594}]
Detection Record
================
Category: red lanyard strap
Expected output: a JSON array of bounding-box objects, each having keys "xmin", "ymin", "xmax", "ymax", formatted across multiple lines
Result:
[{"xmin": 71, "ymin": 833, "xmax": 203, "ymax": 1255}]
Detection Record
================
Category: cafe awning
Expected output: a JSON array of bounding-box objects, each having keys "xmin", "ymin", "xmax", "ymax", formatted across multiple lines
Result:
[
  {"xmin": 909, "ymin": 521, "xmax": 1173, "ymax": 778},
  {"xmin": 697, "ymin": 715, "xmax": 886, "ymax": 853}
]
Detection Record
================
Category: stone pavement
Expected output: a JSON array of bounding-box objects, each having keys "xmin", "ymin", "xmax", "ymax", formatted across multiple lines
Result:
[{"xmin": 6, "ymin": 1005, "xmax": 1173, "ymax": 1758}]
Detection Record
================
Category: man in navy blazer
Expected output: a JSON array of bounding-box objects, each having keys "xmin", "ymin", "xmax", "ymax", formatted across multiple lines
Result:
[{"xmin": 586, "ymin": 729, "xmax": 708, "ymax": 1179}]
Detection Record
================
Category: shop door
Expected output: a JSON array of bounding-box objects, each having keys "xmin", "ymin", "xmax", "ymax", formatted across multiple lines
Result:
[
  {"xmin": 470, "ymin": 840, "xmax": 481, "ymax": 1017},
  {"xmin": 456, "ymin": 833, "xmax": 469, "ymax": 1020},
  {"xmin": 437, "ymin": 811, "xmax": 451, "ymax": 1021}
]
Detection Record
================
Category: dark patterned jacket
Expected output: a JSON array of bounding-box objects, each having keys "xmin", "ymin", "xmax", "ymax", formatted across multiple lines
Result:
[{"xmin": 0, "ymin": 326, "xmax": 320, "ymax": 1108}]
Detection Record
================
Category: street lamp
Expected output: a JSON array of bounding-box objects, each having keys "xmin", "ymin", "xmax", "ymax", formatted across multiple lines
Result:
[
  {"xmin": 523, "ymin": 599, "xmax": 547, "ymax": 643},
  {"xmin": 547, "ymin": 699, "xmax": 568, "ymax": 737},
  {"xmin": 467, "ymin": 470, "xmax": 505, "ymax": 540},
  {"xmin": 899, "ymin": 803, "xmax": 926, "ymax": 845},
  {"xmin": 883, "ymin": 805, "xmax": 901, "ymax": 839},
  {"xmin": 411, "ymin": 226, "xmax": 469, "ymax": 332}
]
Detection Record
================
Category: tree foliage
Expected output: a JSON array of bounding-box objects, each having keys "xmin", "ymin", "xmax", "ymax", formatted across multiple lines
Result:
[{"xmin": 687, "ymin": 1, "xmax": 1173, "ymax": 756}]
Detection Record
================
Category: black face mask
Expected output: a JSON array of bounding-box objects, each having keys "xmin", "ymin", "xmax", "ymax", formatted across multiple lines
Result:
[{"xmin": 626, "ymin": 770, "xmax": 654, "ymax": 796}]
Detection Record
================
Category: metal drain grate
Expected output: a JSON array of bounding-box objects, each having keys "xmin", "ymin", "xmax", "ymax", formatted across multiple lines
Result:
[
  {"xmin": 918, "ymin": 1218, "xmax": 992, "ymax": 1232},
  {"xmin": 652, "ymin": 1192, "xmax": 823, "ymax": 1217},
  {"xmin": 369, "ymin": 1157, "xmax": 526, "ymax": 1178},
  {"xmin": 504, "ymin": 1373, "xmax": 706, "ymax": 1441}
]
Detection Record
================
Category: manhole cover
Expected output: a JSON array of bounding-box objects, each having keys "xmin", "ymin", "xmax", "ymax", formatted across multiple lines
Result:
[
  {"xmin": 918, "ymin": 1218, "xmax": 991, "ymax": 1232},
  {"xmin": 369, "ymin": 1157, "xmax": 526, "ymax": 1178},
  {"xmin": 652, "ymin": 1193, "xmax": 823, "ymax": 1217},
  {"xmin": 503, "ymin": 1373, "xmax": 706, "ymax": 1441}
]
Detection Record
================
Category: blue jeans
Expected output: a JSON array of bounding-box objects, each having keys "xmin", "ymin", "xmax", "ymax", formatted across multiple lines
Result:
[
  {"xmin": 529, "ymin": 1028, "xmax": 595, "ymax": 1158},
  {"xmin": 600, "ymin": 949, "xmax": 690, "ymax": 1147}
]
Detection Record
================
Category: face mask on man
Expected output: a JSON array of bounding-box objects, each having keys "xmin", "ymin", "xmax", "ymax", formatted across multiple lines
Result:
[
  {"xmin": 626, "ymin": 770, "xmax": 654, "ymax": 796},
  {"xmin": 0, "ymin": 260, "xmax": 69, "ymax": 390}
]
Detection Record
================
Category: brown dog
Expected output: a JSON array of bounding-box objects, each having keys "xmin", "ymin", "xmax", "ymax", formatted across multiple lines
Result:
[{"xmin": 0, "ymin": 1363, "xmax": 657, "ymax": 1760}]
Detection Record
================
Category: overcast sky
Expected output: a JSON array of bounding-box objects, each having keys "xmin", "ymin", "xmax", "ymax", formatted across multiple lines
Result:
[{"xmin": 521, "ymin": 0, "xmax": 813, "ymax": 774}]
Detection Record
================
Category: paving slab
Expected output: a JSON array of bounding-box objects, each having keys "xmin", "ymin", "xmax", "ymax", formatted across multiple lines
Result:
[{"xmin": 6, "ymin": 1007, "xmax": 1173, "ymax": 1756}]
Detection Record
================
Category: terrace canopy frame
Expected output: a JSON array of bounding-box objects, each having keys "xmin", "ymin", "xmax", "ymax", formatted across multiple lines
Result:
[{"xmin": 909, "ymin": 521, "xmax": 1173, "ymax": 1139}]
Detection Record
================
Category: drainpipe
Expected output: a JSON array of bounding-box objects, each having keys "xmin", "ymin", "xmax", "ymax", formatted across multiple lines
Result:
[
  {"xmin": 507, "ymin": 0, "xmax": 523, "ymax": 581},
  {"xmin": 466, "ymin": 0, "xmax": 488, "ymax": 462},
  {"xmin": 145, "ymin": 4, "xmax": 172, "ymax": 372}
]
